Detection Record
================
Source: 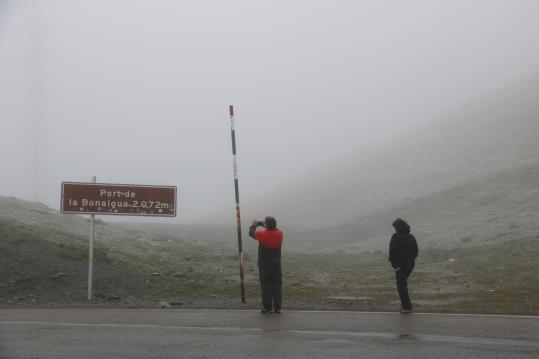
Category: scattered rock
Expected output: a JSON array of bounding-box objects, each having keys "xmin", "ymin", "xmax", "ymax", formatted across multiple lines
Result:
[
  {"xmin": 169, "ymin": 301, "xmax": 183, "ymax": 306},
  {"xmin": 159, "ymin": 301, "xmax": 172, "ymax": 309},
  {"xmin": 51, "ymin": 272, "xmax": 67, "ymax": 280},
  {"xmin": 123, "ymin": 296, "xmax": 138, "ymax": 304},
  {"xmin": 15, "ymin": 277, "xmax": 34, "ymax": 284},
  {"xmin": 107, "ymin": 295, "xmax": 121, "ymax": 301}
]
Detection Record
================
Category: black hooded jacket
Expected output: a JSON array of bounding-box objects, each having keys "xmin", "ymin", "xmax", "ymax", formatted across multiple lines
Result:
[{"xmin": 388, "ymin": 233, "xmax": 418, "ymax": 269}]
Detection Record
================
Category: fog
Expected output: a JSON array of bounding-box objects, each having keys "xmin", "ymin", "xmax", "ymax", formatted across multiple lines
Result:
[{"xmin": 1, "ymin": 0, "xmax": 538, "ymax": 223}]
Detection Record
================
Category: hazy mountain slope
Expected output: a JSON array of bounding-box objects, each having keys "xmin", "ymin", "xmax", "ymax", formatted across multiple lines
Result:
[
  {"xmin": 290, "ymin": 162, "xmax": 539, "ymax": 252},
  {"xmin": 126, "ymin": 222, "xmax": 261, "ymax": 254},
  {"xmin": 216, "ymin": 75, "xmax": 539, "ymax": 230},
  {"xmin": 0, "ymin": 196, "xmax": 233, "ymax": 253},
  {"xmin": 2, "ymin": 196, "xmax": 539, "ymax": 313},
  {"xmin": 0, "ymin": 196, "xmax": 240, "ymax": 304},
  {"xmin": 0, "ymin": 216, "xmax": 128, "ymax": 303}
]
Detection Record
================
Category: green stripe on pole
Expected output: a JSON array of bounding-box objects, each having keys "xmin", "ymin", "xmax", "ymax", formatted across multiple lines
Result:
[
  {"xmin": 229, "ymin": 105, "xmax": 246, "ymax": 304},
  {"xmin": 234, "ymin": 179, "xmax": 240, "ymax": 203},
  {"xmin": 231, "ymin": 131, "xmax": 237, "ymax": 154}
]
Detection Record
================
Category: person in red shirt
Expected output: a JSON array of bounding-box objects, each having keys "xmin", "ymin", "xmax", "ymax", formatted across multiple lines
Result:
[{"xmin": 249, "ymin": 216, "xmax": 284, "ymax": 314}]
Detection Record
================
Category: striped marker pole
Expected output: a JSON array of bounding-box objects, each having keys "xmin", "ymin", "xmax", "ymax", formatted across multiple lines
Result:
[{"xmin": 229, "ymin": 105, "xmax": 246, "ymax": 303}]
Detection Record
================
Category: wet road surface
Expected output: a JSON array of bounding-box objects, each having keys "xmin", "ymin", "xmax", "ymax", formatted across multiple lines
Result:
[{"xmin": 1, "ymin": 309, "xmax": 538, "ymax": 358}]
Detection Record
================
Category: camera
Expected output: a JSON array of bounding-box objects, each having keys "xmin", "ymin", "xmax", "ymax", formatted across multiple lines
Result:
[{"xmin": 257, "ymin": 220, "xmax": 265, "ymax": 227}]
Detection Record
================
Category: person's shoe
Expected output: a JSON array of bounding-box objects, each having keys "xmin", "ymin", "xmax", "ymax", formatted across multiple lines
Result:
[
  {"xmin": 400, "ymin": 308, "xmax": 413, "ymax": 314},
  {"xmin": 260, "ymin": 309, "xmax": 273, "ymax": 314},
  {"xmin": 273, "ymin": 308, "xmax": 281, "ymax": 314}
]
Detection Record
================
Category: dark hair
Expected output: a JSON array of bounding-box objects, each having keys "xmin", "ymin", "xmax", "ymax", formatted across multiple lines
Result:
[
  {"xmin": 392, "ymin": 218, "xmax": 410, "ymax": 234},
  {"xmin": 264, "ymin": 216, "xmax": 277, "ymax": 230}
]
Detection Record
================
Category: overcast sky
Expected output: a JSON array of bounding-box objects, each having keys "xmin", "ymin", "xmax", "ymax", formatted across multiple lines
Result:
[{"xmin": 1, "ymin": 0, "xmax": 538, "ymax": 223}]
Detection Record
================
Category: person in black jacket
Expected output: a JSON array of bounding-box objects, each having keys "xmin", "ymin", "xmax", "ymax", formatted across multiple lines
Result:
[{"xmin": 389, "ymin": 218, "xmax": 418, "ymax": 314}]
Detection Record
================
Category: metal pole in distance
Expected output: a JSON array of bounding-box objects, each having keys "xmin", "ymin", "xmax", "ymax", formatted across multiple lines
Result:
[
  {"xmin": 229, "ymin": 105, "xmax": 246, "ymax": 303},
  {"xmin": 88, "ymin": 174, "xmax": 96, "ymax": 300}
]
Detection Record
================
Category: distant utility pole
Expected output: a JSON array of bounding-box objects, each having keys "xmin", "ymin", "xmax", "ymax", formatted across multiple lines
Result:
[
  {"xmin": 29, "ymin": 1, "xmax": 49, "ymax": 204},
  {"xmin": 30, "ymin": 1, "xmax": 40, "ymax": 202},
  {"xmin": 88, "ymin": 175, "xmax": 96, "ymax": 300},
  {"xmin": 229, "ymin": 105, "xmax": 246, "ymax": 304}
]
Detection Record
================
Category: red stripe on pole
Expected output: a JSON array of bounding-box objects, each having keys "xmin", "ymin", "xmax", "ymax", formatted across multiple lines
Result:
[{"xmin": 229, "ymin": 105, "xmax": 234, "ymax": 117}]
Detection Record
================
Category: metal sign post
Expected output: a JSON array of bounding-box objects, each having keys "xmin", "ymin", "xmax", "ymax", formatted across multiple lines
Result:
[
  {"xmin": 88, "ymin": 175, "xmax": 96, "ymax": 300},
  {"xmin": 229, "ymin": 105, "xmax": 246, "ymax": 304}
]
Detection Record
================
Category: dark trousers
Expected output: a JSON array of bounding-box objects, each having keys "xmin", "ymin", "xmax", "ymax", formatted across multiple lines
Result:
[
  {"xmin": 259, "ymin": 264, "xmax": 282, "ymax": 311},
  {"xmin": 395, "ymin": 264, "xmax": 414, "ymax": 310}
]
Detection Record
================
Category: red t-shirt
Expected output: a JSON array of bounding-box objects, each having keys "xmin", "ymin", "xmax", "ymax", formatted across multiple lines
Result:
[{"xmin": 255, "ymin": 229, "xmax": 283, "ymax": 249}]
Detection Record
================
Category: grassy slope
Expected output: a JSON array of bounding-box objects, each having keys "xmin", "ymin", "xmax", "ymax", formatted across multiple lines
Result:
[
  {"xmin": 0, "ymin": 196, "xmax": 242, "ymax": 305},
  {"xmin": 282, "ymin": 238, "xmax": 539, "ymax": 314},
  {"xmin": 1, "ymin": 195, "xmax": 538, "ymax": 313}
]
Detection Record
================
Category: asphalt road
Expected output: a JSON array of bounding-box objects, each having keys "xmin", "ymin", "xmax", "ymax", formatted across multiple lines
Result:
[{"xmin": 1, "ymin": 309, "xmax": 538, "ymax": 358}]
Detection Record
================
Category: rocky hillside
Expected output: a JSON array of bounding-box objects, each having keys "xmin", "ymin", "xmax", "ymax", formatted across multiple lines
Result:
[
  {"xmin": 0, "ymin": 196, "xmax": 242, "ymax": 306},
  {"xmin": 1, "ymin": 195, "xmax": 538, "ymax": 314},
  {"xmin": 215, "ymin": 74, "xmax": 539, "ymax": 231},
  {"xmin": 290, "ymin": 162, "xmax": 539, "ymax": 252}
]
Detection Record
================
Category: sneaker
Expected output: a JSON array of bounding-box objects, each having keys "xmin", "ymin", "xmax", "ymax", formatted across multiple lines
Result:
[
  {"xmin": 400, "ymin": 308, "xmax": 413, "ymax": 314},
  {"xmin": 273, "ymin": 309, "xmax": 281, "ymax": 314},
  {"xmin": 260, "ymin": 309, "xmax": 273, "ymax": 314}
]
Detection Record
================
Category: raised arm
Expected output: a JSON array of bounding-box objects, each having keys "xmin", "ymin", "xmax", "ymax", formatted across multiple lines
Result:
[{"xmin": 249, "ymin": 219, "xmax": 260, "ymax": 239}]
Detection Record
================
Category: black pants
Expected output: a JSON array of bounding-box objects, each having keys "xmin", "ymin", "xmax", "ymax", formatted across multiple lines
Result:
[
  {"xmin": 395, "ymin": 264, "xmax": 414, "ymax": 310},
  {"xmin": 259, "ymin": 264, "xmax": 282, "ymax": 311}
]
